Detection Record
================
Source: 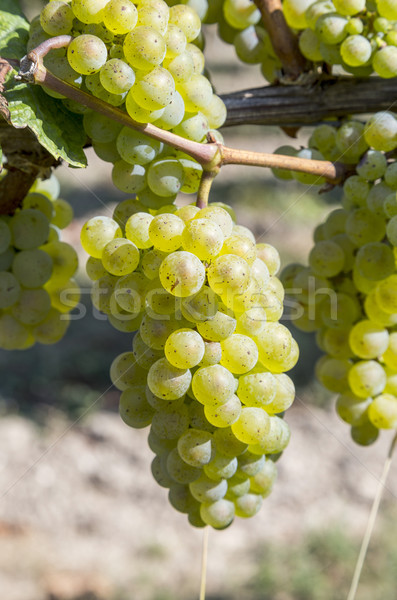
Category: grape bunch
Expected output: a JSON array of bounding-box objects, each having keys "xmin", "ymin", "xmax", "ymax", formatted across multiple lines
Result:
[
  {"xmin": 82, "ymin": 200, "xmax": 298, "ymax": 528},
  {"xmin": 284, "ymin": 0, "xmax": 397, "ymax": 78},
  {"xmin": 280, "ymin": 112, "xmax": 397, "ymax": 446},
  {"xmin": 0, "ymin": 174, "xmax": 79, "ymax": 350},
  {"xmin": 33, "ymin": 0, "xmax": 226, "ymax": 208}
]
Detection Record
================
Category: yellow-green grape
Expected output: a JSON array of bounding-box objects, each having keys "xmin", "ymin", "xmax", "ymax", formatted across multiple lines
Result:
[
  {"xmin": 223, "ymin": 0, "xmax": 260, "ymax": 29},
  {"xmin": 219, "ymin": 334, "xmax": 258, "ymax": 375},
  {"xmin": 309, "ymin": 240, "xmax": 345, "ymax": 277},
  {"xmin": 33, "ymin": 308, "xmax": 69, "ymax": 345},
  {"xmin": 46, "ymin": 277, "xmax": 80, "ymax": 314},
  {"xmin": 147, "ymin": 388, "xmax": 185, "ymax": 413},
  {"xmin": 348, "ymin": 360, "xmax": 387, "ymax": 398},
  {"xmin": 40, "ymin": 1, "xmax": 74, "ymax": 35},
  {"xmin": 99, "ymin": 59, "xmax": 135, "ymax": 94},
  {"xmin": 169, "ymin": 4, "xmax": 201, "ymax": 41},
  {"xmin": 196, "ymin": 310, "xmax": 236, "ymax": 342},
  {"xmin": 119, "ymin": 385, "xmax": 155, "ymax": 428},
  {"xmin": 132, "ymin": 333, "xmax": 163, "ymax": 369},
  {"xmin": 103, "ymin": 0, "xmax": 138, "ymax": 34},
  {"xmin": 194, "ymin": 206, "xmax": 234, "ymax": 237},
  {"xmin": 91, "ymin": 274, "xmax": 118, "ymax": 314},
  {"xmin": 204, "ymin": 394, "xmax": 242, "ymax": 427},
  {"xmin": 114, "ymin": 272, "xmax": 147, "ymax": 313},
  {"xmin": 265, "ymin": 373, "xmax": 295, "ymax": 414},
  {"xmin": 189, "ymin": 473, "xmax": 227, "ymax": 503},
  {"xmin": 149, "ymin": 213, "xmax": 185, "ymax": 252},
  {"xmin": 373, "ymin": 46, "xmax": 397, "ymax": 79},
  {"xmin": 255, "ymin": 322, "xmax": 297, "ymax": 373},
  {"xmin": 199, "ymin": 341, "xmax": 222, "ymax": 366},
  {"xmin": 126, "ymin": 91, "xmax": 165, "ymax": 123},
  {"xmin": 141, "ymin": 248, "xmax": 167, "ymax": 280},
  {"xmin": 140, "ymin": 313, "xmax": 180, "ymax": 350},
  {"xmin": 159, "ymin": 251, "xmax": 205, "ymax": 297},
  {"xmin": 81, "ymin": 216, "xmax": 122, "ymax": 258},
  {"xmin": 67, "ymin": 34, "xmax": 108, "ymax": 74},
  {"xmin": 364, "ymin": 290, "xmax": 397, "ymax": 328},
  {"xmin": 117, "ymin": 128, "xmax": 162, "ymax": 166},
  {"xmin": 0, "ymin": 271, "xmax": 20, "ymax": 309},
  {"xmin": 355, "ymin": 243, "xmax": 395, "ymax": 281},
  {"xmin": 204, "ymin": 454, "xmax": 238, "ymax": 481},
  {"xmin": 151, "ymin": 455, "xmax": 175, "ymax": 488},
  {"xmin": 256, "ymin": 243, "xmax": 280, "ymax": 276},
  {"xmin": 207, "ymin": 254, "xmax": 251, "ymax": 298},
  {"xmin": 123, "ymin": 26, "xmax": 166, "ymax": 70},
  {"xmin": 71, "ymin": 0, "xmax": 108, "ymax": 23},
  {"xmin": 10, "ymin": 209, "xmax": 49, "ymax": 250},
  {"xmin": 113, "ymin": 198, "xmax": 145, "ymax": 229},
  {"xmin": 181, "ymin": 219, "xmax": 224, "ymax": 261},
  {"xmin": 166, "ymin": 448, "xmax": 201, "ymax": 484},
  {"xmin": 349, "ymin": 320, "xmax": 389, "ymax": 360},
  {"xmin": 352, "ymin": 267, "xmax": 377, "ymax": 295},
  {"xmin": 237, "ymin": 371, "xmax": 276, "ymax": 409},
  {"xmin": 236, "ymin": 307, "xmax": 267, "ymax": 337},
  {"xmin": 42, "ymin": 241, "xmax": 78, "ymax": 285},
  {"xmin": 151, "ymin": 405, "xmax": 190, "ymax": 438},
  {"xmin": 0, "ymin": 313, "xmax": 32, "ymax": 350},
  {"xmin": 179, "ymin": 157, "xmax": 203, "ymax": 194},
  {"xmin": 112, "ymin": 161, "xmax": 147, "ymax": 194},
  {"xmin": 164, "ymin": 23, "xmax": 187, "ymax": 58},
  {"xmin": 192, "ymin": 364, "xmax": 236, "ymax": 406},
  {"xmin": 145, "ymin": 284, "xmax": 179, "ymax": 317},
  {"xmin": 202, "ymin": 94, "xmax": 227, "ymax": 129},
  {"xmin": 213, "ymin": 426, "xmax": 248, "ymax": 457},
  {"xmin": 11, "ymin": 288, "xmax": 51, "ymax": 324},
  {"xmin": 323, "ymin": 327, "xmax": 352, "ymax": 359},
  {"xmin": 351, "ymin": 421, "xmax": 379, "ymax": 446},
  {"xmin": 175, "ymin": 204, "xmax": 200, "ymax": 223},
  {"xmin": 249, "ymin": 415, "xmax": 290, "ymax": 455},
  {"xmin": 124, "ymin": 212, "xmax": 153, "ymax": 249},
  {"xmin": 200, "ymin": 498, "xmax": 235, "ymax": 529},
  {"xmin": 346, "ymin": 208, "xmax": 386, "ymax": 247},
  {"xmin": 219, "ymin": 234, "xmax": 257, "ymax": 265},
  {"xmin": 181, "ymin": 285, "xmax": 218, "ymax": 322},
  {"xmin": 108, "ymin": 309, "xmax": 143, "ymax": 333},
  {"xmin": 249, "ymin": 459, "xmax": 277, "ymax": 496},
  {"xmin": 368, "ymin": 394, "xmax": 397, "ymax": 429},
  {"xmin": 51, "ymin": 198, "xmax": 73, "ymax": 229},
  {"xmin": 178, "ymin": 74, "xmax": 213, "ymax": 112},
  {"xmin": 12, "ymin": 249, "xmax": 53, "ymax": 289},
  {"xmin": 101, "ymin": 238, "xmax": 140, "ymax": 276},
  {"xmin": 363, "ymin": 112, "xmax": 397, "ymax": 152},
  {"xmin": 137, "ymin": 0, "xmax": 169, "ymax": 34},
  {"xmin": 133, "ymin": 67, "xmax": 175, "ymax": 112},
  {"xmin": 316, "ymin": 356, "xmax": 351, "ymax": 393},
  {"xmin": 383, "ymin": 333, "xmax": 397, "ymax": 370},
  {"xmin": 188, "ymin": 401, "xmax": 216, "ymax": 433},
  {"xmin": 165, "ymin": 328, "xmax": 205, "ymax": 368},
  {"xmin": 177, "ymin": 428, "xmax": 213, "ymax": 467},
  {"xmin": 336, "ymin": 393, "xmax": 372, "ymax": 426},
  {"xmin": 148, "ymin": 357, "xmax": 192, "ymax": 399},
  {"xmin": 376, "ymin": 275, "xmax": 397, "ymax": 314},
  {"xmin": 152, "ymin": 91, "xmax": 184, "ymax": 129},
  {"xmin": 22, "ymin": 192, "xmax": 53, "ymax": 221},
  {"xmin": 234, "ymin": 493, "xmax": 263, "ymax": 518},
  {"xmin": 147, "ymin": 158, "xmax": 184, "ymax": 197},
  {"xmin": 231, "ymin": 406, "xmax": 270, "ymax": 445}
]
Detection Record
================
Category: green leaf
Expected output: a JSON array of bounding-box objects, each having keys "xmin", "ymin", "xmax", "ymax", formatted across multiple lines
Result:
[
  {"xmin": 4, "ymin": 73, "xmax": 87, "ymax": 168},
  {"xmin": 0, "ymin": 0, "xmax": 29, "ymax": 60}
]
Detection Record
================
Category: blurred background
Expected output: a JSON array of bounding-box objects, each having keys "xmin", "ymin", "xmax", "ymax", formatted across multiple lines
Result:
[{"xmin": 0, "ymin": 2, "xmax": 396, "ymax": 599}]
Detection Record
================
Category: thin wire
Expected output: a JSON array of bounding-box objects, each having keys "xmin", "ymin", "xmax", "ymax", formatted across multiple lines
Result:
[
  {"xmin": 199, "ymin": 527, "xmax": 209, "ymax": 600},
  {"xmin": 347, "ymin": 431, "xmax": 397, "ymax": 600}
]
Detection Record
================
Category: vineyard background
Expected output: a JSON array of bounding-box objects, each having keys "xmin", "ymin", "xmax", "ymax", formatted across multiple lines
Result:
[{"xmin": 0, "ymin": 1, "xmax": 396, "ymax": 599}]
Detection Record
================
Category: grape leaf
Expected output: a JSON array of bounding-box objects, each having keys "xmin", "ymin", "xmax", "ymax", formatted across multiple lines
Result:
[{"xmin": 0, "ymin": 0, "xmax": 29, "ymax": 60}]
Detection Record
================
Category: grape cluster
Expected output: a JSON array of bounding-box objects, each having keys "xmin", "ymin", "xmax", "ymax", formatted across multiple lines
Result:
[
  {"xmin": 82, "ymin": 200, "xmax": 298, "ymax": 528},
  {"xmin": 285, "ymin": 0, "xmax": 397, "ymax": 78},
  {"xmin": 280, "ymin": 112, "xmax": 397, "ymax": 446},
  {"xmin": 0, "ymin": 174, "xmax": 79, "ymax": 350},
  {"xmin": 33, "ymin": 0, "xmax": 227, "ymax": 208}
]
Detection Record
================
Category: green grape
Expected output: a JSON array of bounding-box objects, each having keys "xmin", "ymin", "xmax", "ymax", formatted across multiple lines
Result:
[
  {"xmin": 166, "ymin": 449, "xmax": 202, "ymax": 484},
  {"xmin": 92, "ymin": 274, "xmax": 121, "ymax": 316},
  {"xmin": 148, "ymin": 213, "xmax": 185, "ymax": 251},
  {"xmin": 0, "ymin": 271, "xmax": 20, "ymax": 309},
  {"xmin": 51, "ymin": 199, "xmax": 73, "ymax": 229},
  {"xmin": 112, "ymin": 198, "xmax": 145, "ymax": 229},
  {"xmin": 348, "ymin": 360, "xmax": 387, "ymax": 398},
  {"xmin": 180, "ymin": 285, "xmax": 218, "ymax": 323},
  {"xmin": 108, "ymin": 309, "xmax": 143, "ymax": 333},
  {"xmin": 33, "ymin": 308, "xmax": 69, "ymax": 345},
  {"xmin": 200, "ymin": 498, "xmax": 234, "ymax": 529},
  {"xmin": 11, "ymin": 287, "xmax": 51, "ymax": 325},
  {"xmin": 219, "ymin": 235, "xmax": 256, "ymax": 265},
  {"xmin": 340, "ymin": 35, "xmax": 371, "ymax": 66},
  {"xmin": 333, "ymin": 0, "xmax": 365, "ymax": 14},
  {"xmin": 345, "ymin": 208, "xmax": 386, "ymax": 247},
  {"xmin": 164, "ymin": 23, "xmax": 187, "ymax": 58},
  {"xmin": 299, "ymin": 27, "xmax": 323, "ymax": 61},
  {"xmin": 148, "ymin": 357, "xmax": 192, "ymax": 399},
  {"xmin": 367, "ymin": 182, "xmax": 393, "ymax": 216},
  {"xmin": 204, "ymin": 454, "xmax": 238, "ymax": 480},
  {"xmin": 141, "ymin": 248, "xmax": 167, "ymax": 280},
  {"xmin": 373, "ymin": 46, "xmax": 397, "ymax": 79},
  {"xmin": 189, "ymin": 473, "xmax": 227, "ymax": 502},
  {"xmin": 204, "ymin": 394, "xmax": 242, "ymax": 427},
  {"xmin": 132, "ymin": 333, "xmax": 163, "ymax": 369},
  {"xmin": 249, "ymin": 415, "xmax": 290, "ymax": 455},
  {"xmin": 234, "ymin": 24, "xmax": 269, "ymax": 64},
  {"xmin": 225, "ymin": 474, "xmax": 250, "ymax": 499},
  {"xmin": 86, "ymin": 256, "xmax": 107, "ymax": 281},
  {"xmin": 236, "ymin": 452, "xmax": 265, "ymax": 478},
  {"xmin": 236, "ymin": 371, "xmax": 276, "ymax": 409},
  {"xmin": 163, "ymin": 50, "xmax": 195, "ymax": 83},
  {"xmin": 159, "ymin": 250, "xmax": 205, "ymax": 297},
  {"xmin": 308, "ymin": 240, "xmax": 345, "ymax": 277},
  {"xmin": 83, "ymin": 111, "xmax": 123, "ymax": 144},
  {"xmin": 219, "ymin": 334, "xmax": 258, "ymax": 375},
  {"xmin": 178, "ymin": 74, "xmax": 213, "ymax": 112},
  {"xmin": 177, "ymin": 428, "xmax": 213, "ymax": 467},
  {"xmin": 368, "ymin": 393, "xmax": 397, "ymax": 429},
  {"xmin": 266, "ymin": 373, "xmax": 295, "ymax": 414},
  {"xmin": 256, "ymin": 243, "xmax": 280, "ymax": 276},
  {"xmin": 67, "ymin": 34, "xmax": 107, "ymax": 74},
  {"xmin": 194, "ymin": 206, "xmax": 234, "ymax": 237},
  {"xmin": 213, "ymin": 426, "xmax": 248, "ymax": 457},
  {"xmin": 0, "ymin": 313, "xmax": 32, "ymax": 350},
  {"xmin": 153, "ymin": 91, "xmax": 185, "ymax": 129},
  {"xmin": 12, "ymin": 249, "xmax": 53, "ymax": 288},
  {"xmin": 207, "ymin": 255, "xmax": 251, "ymax": 298},
  {"xmin": 315, "ymin": 13, "xmax": 348, "ymax": 45},
  {"xmin": 349, "ymin": 320, "xmax": 389, "ymax": 360},
  {"xmin": 351, "ymin": 421, "xmax": 379, "ymax": 446},
  {"xmin": 323, "ymin": 327, "xmax": 352, "ymax": 359},
  {"xmin": 117, "ymin": 128, "xmax": 161, "ymax": 166},
  {"xmin": 186, "ymin": 42, "xmax": 205, "ymax": 73},
  {"xmin": 22, "ymin": 192, "xmax": 53, "ymax": 221},
  {"xmin": 256, "ymin": 322, "xmax": 297, "ymax": 373},
  {"xmin": 187, "ymin": 401, "xmax": 215, "ymax": 433},
  {"xmin": 199, "ymin": 341, "xmax": 222, "ymax": 366},
  {"xmin": 120, "ymin": 385, "xmax": 155, "ymax": 428},
  {"xmin": 103, "ymin": 0, "xmax": 138, "ymax": 34},
  {"xmin": 146, "ymin": 284, "xmax": 181, "ymax": 317},
  {"xmin": 386, "ymin": 215, "xmax": 397, "ymax": 246},
  {"xmin": 99, "ymin": 59, "xmax": 135, "ymax": 94},
  {"xmin": 124, "ymin": 212, "xmax": 153, "ymax": 249},
  {"xmin": 231, "ymin": 406, "xmax": 270, "ymax": 445},
  {"xmin": 101, "ymin": 237, "xmax": 140, "ymax": 277},
  {"xmin": 146, "ymin": 387, "xmax": 185, "ymax": 412},
  {"xmin": 235, "ymin": 307, "xmax": 267, "ymax": 337},
  {"xmin": 377, "ymin": 0, "xmax": 397, "ymax": 19},
  {"xmin": 196, "ymin": 310, "xmax": 236, "ymax": 342},
  {"xmin": 320, "ymin": 292, "xmax": 360, "ymax": 329},
  {"xmin": 137, "ymin": 0, "xmax": 169, "ymax": 33},
  {"xmin": 283, "ymin": 0, "xmax": 315, "ymax": 29},
  {"xmin": 114, "ymin": 272, "xmax": 147, "ymax": 313},
  {"xmin": 343, "ymin": 176, "xmax": 369, "ymax": 207},
  {"xmin": 223, "ymin": 0, "xmax": 260, "ymax": 29},
  {"xmin": 384, "ymin": 193, "xmax": 397, "ymax": 218},
  {"xmin": 364, "ymin": 112, "xmax": 397, "ymax": 152},
  {"xmin": 376, "ymin": 275, "xmax": 397, "ymax": 314},
  {"xmin": 234, "ymin": 493, "xmax": 263, "ymax": 518},
  {"xmin": 151, "ymin": 455, "xmax": 174, "ymax": 488},
  {"xmin": 81, "ymin": 216, "xmax": 122, "ymax": 259},
  {"xmin": 383, "ymin": 332, "xmax": 397, "ymax": 370},
  {"xmin": 364, "ymin": 290, "xmax": 397, "ymax": 328},
  {"xmin": 179, "ymin": 157, "xmax": 203, "ymax": 194},
  {"xmin": 335, "ymin": 120, "xmax": 368, "ymax": 163},
  {"xmin": 112, "ymin": 161, "xmax": 147, "ymax": 194},
  {"xmin": 40, "ymin": 1, "xmax": 74, "ymax": 36},
  {"xmin": 42, "ymin": 241, "xmax": 78, "ymax": 285},
  {"xmin": 168, "ymin": 483, "xmax": 197, "ymax": 513},
  {"xmin": 385, "ymin": 367, "xmax": 397, "ymax": 395},
  {"xmin": 169, "ymin": 4, "xmax": 201, "ymax": 41},
  {"xmin": 192, "ymin": 364, "xmax": 236, "ymax": 406},
  {"xmin": 147, "ymin": 159, "xmax": 184, "ymax": 197},
  {"xmin": 151, "ymin": 404, "xmax": 190, "ymax": 438},
  {"xmin": 10, "ymin": 209, "xmax": 49, "ymax": 250},
  {"xmin": 181, "ymin": 219, "xmax": 223, "ymax": 260},
  {"xmin": 357, "ymin": 150, "xmax": 387, "ymax": 181},
  {"xmin": 148, "ymin": 428, "xmax": 176, "ymax": 455},
  {"xmin": 140, "ymin": 313, "xmax": 180, "ymax": 350},
  {"xmin": 249, "ymin": 459, "xmax": 277, "ymax": 496},
  {"xmin": 125, "ymin": 91, "xmax": 165, "ymax": 123},
  {"xmin": 165, "ymin": 328, "xmax": 205, "ymax": 368},
  {"xmin": 355, "ymin": 243, "xmax": 395, "ymax": 281},
  {"xmin": 0, "ymin": 248, "xmax": 15, "ymax": 271},
  {"xmin": 172, "ymin": 112, "xmax": 209, "ymax": 143},
  {"xmin": 133, "ymin": 67, "xmax": 175, "ymax": 111},
  {"xmin": 71, "ymin": 0, "xmax": 108, "ymax": 23},
  {"xmin": 123, "ymin": 26, "xmax": 166, "ymax": 70},
  {"xmin": 316, "ymin": 356, "xmax": 351, "ymax": 393},
  {"xmin": 336, "ymin": 393, "xmax": 372, "ymax": 426}
]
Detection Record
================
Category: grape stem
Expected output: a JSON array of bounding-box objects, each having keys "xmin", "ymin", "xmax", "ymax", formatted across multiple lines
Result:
[
  {"xmin": 16, "ymin": 38, "xmax": 342, "ymax": 182},
  {"xmin": 196, "ymin": 161, "xmax": 220, "ymax": 209},
  {"xmin": 253, "ymin": 0, "xmax": 308, "ymax": 80}
]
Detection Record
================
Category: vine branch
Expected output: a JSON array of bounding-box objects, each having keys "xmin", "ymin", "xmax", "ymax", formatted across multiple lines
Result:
[{"xmin": 253, "ymin": 0, "xmax": 307, "ymax": 80}]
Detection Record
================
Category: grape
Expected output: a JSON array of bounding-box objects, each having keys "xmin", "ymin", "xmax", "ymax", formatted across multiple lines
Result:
[
  {"xmin": 148, "ymin": 357, "xmax": 192, "ymax": 400},
  {"xmin": 0, "ymin": 248, "xmax": 15, "ymax": 272},
  {"xmin": 181, "ymin": 285, "xmax": 218, "ymax": 322},
  {"xmin": 200, "ymin": 499, "xmax": 234, "ymax": 529},
  {"xmin": 99, "ymin": 59, "xmax": 135, "ymax": 95},
  {"xmin": 368, "ymin": 394, "xmax": 397, "ymax": 429},
  {"xmin": 159, "ymin": 250, "xmax": 205, "ymax": 297},
  {"xmin": 124, "ymin": 212, "xmax": 153, "ymax": 250},
  {"xmin": 364, "ymin": 112, "xmax": 397, "ymax": 152},
  {"xmin": 103, "ymin": 0, "xmax": 138, "ymax": 34},
  {"xmin": 345, "ymin": 208, "xmax": 386, "ymax": 247},
  {"xmin": 223, "ymin": 0, "xmax": 260, "ymax": 30},
  {"xmin": 67, "ymin": 35, "xmax": 107, "ymax": 75},
  {"xmin": 348, "ymin": 360, "xmax": 387, "ymax": 398},
  {"xmin": 335, "ymin": 120, "xmax": 368, "ymax": 163},
  {"xmin": 40, "ymin": 1, "xmax": 74, "ymax": 36},
  {"xmin": 114, "ymin": 272, "xmax": 147, "ymax": 313},
  {"xmin": 151, "ymin": 405, "xmax": 190, "ymax": 438},
  {"xmin": 231, "ymin": 406, "xmax": 270, "ymax": 445},
  {"xmin": 126, "ymin": 92, "xmax": 165, "ymax": 124},
  {"xmin": 204, "ymin": 454, "xmax": 238, "ymax": 480},
  {"xmin": 165, "ymin": 328, "xmax": 205, "ymax": 368},
  {"xmin": 386, "ymin": 215, "xmax": 397, "ymax": 246},
  {"xmin": 147, "ymin": 158, "xmax": 184, "ymax": 197},
  {"xmin": 169, "ymin": 4, "xmax": 201, "ymax": 41},
  {"xmin": 309, "ymin": 240, "xmax": 345, "ymax": 277},
  {"xmin": 316, "ymin": 13, "xmax": 348, "ymax": 45},
  {"xmin": 133, "ymin": 67, "xmax": 175, "ymax": 112},
  {"xmin": 192, "ymin": 364, "xmax": 236, "ymax": 406},
  {"xmin": 376, "ymin": 275, "xmax": 397, "ymax": 314},
  {"xmin": 219, "ymin": 333, "xmax": 258, "ymax": 375},
  {"xmin": 178, "ymin": 75, "xmax": 213, "ymax": 112},
  {"xmin": 196, "ymin": 310, "xmax": 236, "ymax": 341},
  {"xmin": 355, "ymin": 243, "xmax": 395, "ymax": 281},
  {"xmin": 349, "ymin": 320, "xmax": 389, "ymax": 360},
  {"xmin": 123, "ymin": 26, "xmax": 166, "ymax": 70},
  {"xmin": 117, "ymin": 128, "xmax": 161, "ymax": 166},
  {"xmin": 112, "ymin": 161, "xmax": 147, "ymax": 194},
  {"xmin": 357, "ymin": 150, "xmax": 387, "ymax": 181},
  {"xmin": 81, "ymin": 216, "xmax": 122, "ymax": 258},
  {"xmin": 340, "ymin": 35, "xmax": 371, "ymax": 67},
  {"xmin": 165, "ymin": 23, "xmax": 187, "ymax": 58},
  {"xmin": 12, "ymin": 249, "xmax": 53, "ymax": 288},
  {"xmin": 181, "ymin": 219, "xmax": 223, "ymax": 260},
  {"xmin": 101, "ymin": 238, "xmax": 140, "ymax": 276},
  {"xmin": 166, "ymin": 448, "xmax": 202, "ymax": 484},
  {"xmin": 153, "ymin": 91, "xmax": 185, "ymax": 129},
  {"xmin": 10, "ymin": 209, "xmax": 49, "ymax": 250},
  {"xmin": 237, "ymin": 371, "xmax": 276, "ymax": 409},
  {"xmin": 34, "ymin": 308, "xmax": 69, "ymax": 345},
  {"xmin": 42, "ymin": 241, "xmax": 78, "ymax": 284},
  {"xmin": 177, "ymin": 428, "xmax": 213, "ymax": 467},
  {"xmin": 373, "ymin": 46, "xmax": 397, "ymax": 79},
  {"xmin": 204, "ymin": 394, "xmax": 242, "ymax": 427},
  {"xmin": 189, "ymin": 473, "xmax": 227, "ymax": 502},
  {"xmin": 0, "ymin": 271, "xmax": 21, "ymax": 309},
  {"xmin": 71, "ymin": 0, "xmax": 108, "ymax": 24}
]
